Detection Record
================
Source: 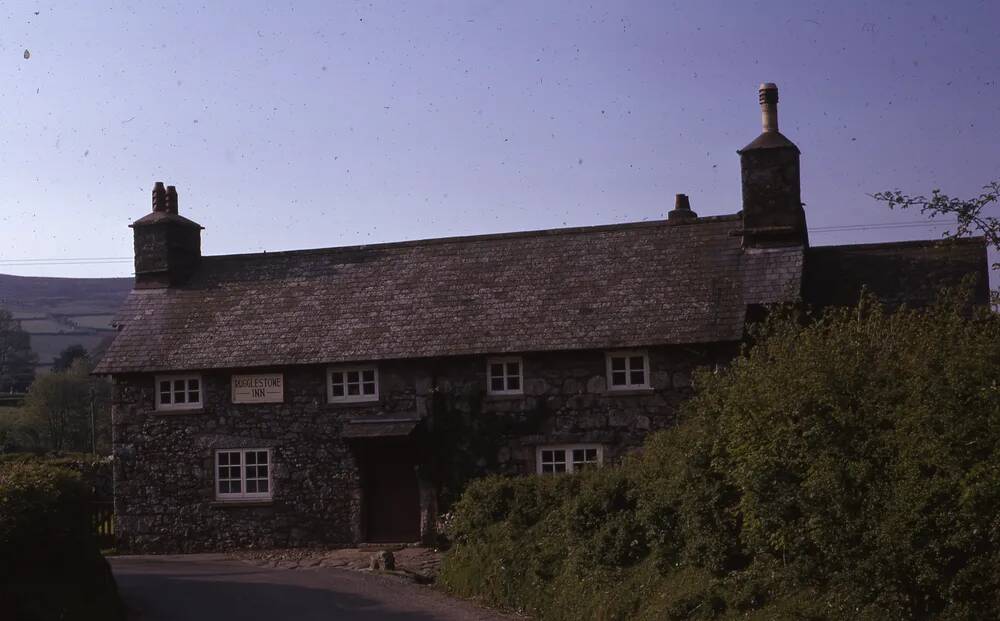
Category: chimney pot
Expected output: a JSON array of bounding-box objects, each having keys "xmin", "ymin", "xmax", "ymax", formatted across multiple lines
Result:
[
  {"xmin": 668, "ymin": 193, "xmax": 697, "ymax": 221},
  {"xmin": 165, "ymin": 185, "xmax": 178, "ymax": 214},
  {"xmin": 759, "ymin": 82, "xmax": 779, "ymax": 133},
  {"xmin": 152, "ymin": 181, "xmax": 167, "ymax": 212}
]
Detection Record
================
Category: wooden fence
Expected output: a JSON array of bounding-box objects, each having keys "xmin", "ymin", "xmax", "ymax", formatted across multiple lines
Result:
[{"xmin": 90, "ymin": 500, "xmax": 115, "ymax": 549}]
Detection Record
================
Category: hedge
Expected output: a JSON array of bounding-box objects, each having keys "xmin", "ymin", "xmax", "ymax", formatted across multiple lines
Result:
[
  {"xmin": 0, "ymin": 463, "xmax": 124, "ymax": 621},
  {"xmin": 440, "ymin": 295, "xmax": 1000, "ymax": 620}
]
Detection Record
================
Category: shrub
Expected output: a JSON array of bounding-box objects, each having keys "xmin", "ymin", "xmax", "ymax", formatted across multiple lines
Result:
[
  {"xmin": 441, "ymin": 294, "xmax": 1000, "ymax": 620},
  {"xmin": 0, "ymin": 463, "xmax": 124, "ymax": 621}
]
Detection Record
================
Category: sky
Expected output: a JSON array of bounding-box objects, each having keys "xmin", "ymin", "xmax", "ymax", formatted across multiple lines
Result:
[{"xmin": 0, "ymin": 0, "xmax": 997, "ymax": 278}]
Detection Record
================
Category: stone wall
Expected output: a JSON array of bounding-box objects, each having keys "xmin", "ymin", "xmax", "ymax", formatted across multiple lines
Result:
[{"xmin": 112, "ymin": 344, "xmax": 734, "ymax": 553}]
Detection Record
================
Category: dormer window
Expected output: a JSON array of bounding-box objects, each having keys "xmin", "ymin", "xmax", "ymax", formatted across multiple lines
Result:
[
  {"xmin": 487, "ymin": 357, "xmax": 523, "ymax": 395},
  {"xmin": 327, "ymin": 365, "xmax": 379, "ymax": 403},
  {"xmin": 605, "ymin": 351, "xmax": 650, "ymax": 390},
  {"xmin": 155, "ymin": 374, "xmax": 203, "ymax": 411}
]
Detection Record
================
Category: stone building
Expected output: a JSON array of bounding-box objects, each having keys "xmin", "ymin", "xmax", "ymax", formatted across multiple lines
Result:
[{"xmin": 95, "ymin": 84, "xmax": 989, "ymax": 552}]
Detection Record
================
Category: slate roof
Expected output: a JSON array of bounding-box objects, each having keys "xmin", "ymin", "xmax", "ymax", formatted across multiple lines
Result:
[
  {"xmin": 803, "ymin": 237, "xmax": 990, "ymax": 308},
  {"xmin": 95, "ymin": 216, "xmax": 805, "ymax": 374}
]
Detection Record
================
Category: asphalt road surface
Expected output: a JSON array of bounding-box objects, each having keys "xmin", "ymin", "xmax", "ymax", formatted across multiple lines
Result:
[{"xmin": 110, "ymin": 554, "xmax": 516, "ymax": 621}]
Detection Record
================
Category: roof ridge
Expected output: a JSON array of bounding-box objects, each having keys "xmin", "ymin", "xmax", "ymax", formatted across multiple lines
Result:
[
  {"xmin": 812, "ymin": 236, "xmax": 986, "ymax": 252},
  {"xmin": 201, "ymin": 214, "xmax": 743, "ymax": 263}
]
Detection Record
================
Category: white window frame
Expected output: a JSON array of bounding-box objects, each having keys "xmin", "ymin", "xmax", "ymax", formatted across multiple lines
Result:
[
  {"xmin": 327, "ymin": 365, "xmax": 379, "ymax": 403},
  {"xmin": 605, "ymin": 350, "xmax": 651, "ymax": 391},
  {"xmin": 154, "ymin": 374, "xmax": 203, "ymax": 411},
  {"xmin": 215, "ymin": 448, "xmax": 273, "ymax": 501},
  {"xmin": 486, "ymin": 356, "xmax": 524, "ymax": 395},
  {"xmin": 536, "ymin": 444, "xmax": 603, "ymax": 475}
]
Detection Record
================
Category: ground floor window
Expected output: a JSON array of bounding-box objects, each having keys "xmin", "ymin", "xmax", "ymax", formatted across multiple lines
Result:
[
  {"xmin": 216, "ymin": 448, "xmax": 272, "ymax": 500},
  {"xmin": 537, "ymin": 444, "xmax": 603, "ymax": 474}
]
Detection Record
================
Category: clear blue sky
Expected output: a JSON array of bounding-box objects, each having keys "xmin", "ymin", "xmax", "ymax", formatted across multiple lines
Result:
[{"xmin": 1, "ymin": 0, "xmax": 997, "ymax": 278}]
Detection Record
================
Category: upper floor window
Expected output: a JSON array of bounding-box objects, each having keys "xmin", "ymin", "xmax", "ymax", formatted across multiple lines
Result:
[
  {"xmin": 155, "ymin": 374, "xmax": 203, "ymax": 410},
  {"xmin": 487, "ymin": 356, "xmax": 523, "ymax": 395},
  {"xmin": 605, "ymin": 351, "xmax": 650, "ymax": 390},
  {"xmin": 328, "ymin": 365, "xmax": 379, "ymax": 403},
  {"xmin": 537, "ymin": 444, "xmax": 603, "ymax": 475},
  {"xmin": 216, "ymin": 448, "xmax": 272, "ymax": 501}
]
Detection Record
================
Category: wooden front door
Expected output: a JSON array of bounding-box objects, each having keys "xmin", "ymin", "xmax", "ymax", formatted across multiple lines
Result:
[{"xmin": 362, "ymin": 445, "xmax": 421, "ymax": 543}]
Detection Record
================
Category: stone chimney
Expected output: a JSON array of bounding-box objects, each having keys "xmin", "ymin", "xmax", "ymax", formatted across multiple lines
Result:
[
  {"xmin": 737, "ymin": 83, "xmax": 807, "ymax": 248},
  {"xmin": 668, "ymin": 193, "xmax": 697, "ymax": 222},
  {"xmin": 130, "ymin": 182, "xmax": 203, "ymax": 288}
]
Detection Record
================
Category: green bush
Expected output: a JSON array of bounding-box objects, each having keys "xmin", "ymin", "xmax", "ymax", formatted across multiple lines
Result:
[
  {"xmin": 0, "ymin": 463, "xmax": 124, "ymax": 621},
  {"xmin": 440, "ymin": 294, "xmax": 1000, "ymax": 620}
]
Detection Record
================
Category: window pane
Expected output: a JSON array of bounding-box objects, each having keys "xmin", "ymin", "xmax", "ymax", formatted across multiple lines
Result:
[
  {"xmin": 629, "ymin": 356, "xmax": 645, "ymax": 370},
  {"xmin": 554, "ymin": 463, "xmax": 566, "ymax": 473},
  {"xmin": 160, "ymin": 391, "xmax": 171, "ymax": 404},
  {"xmin": 347, "ymin": 370, "xmax": 360, "ymax": 383},
  {"xmin": 611, "ymin": 357, "xmax": 626, "ymax": 371},
  {"xmin": 542, "ymin": 464, "xmax": 553, "ymax": 473},
  {"xmin": 362, "ymin": 381, "xmax": 376, "ymax": 395},
  {"xmin": 219, "ymin": 481, "xmax": 230, "ymax": 494},
  {"xmin": 159, "ymin": 380, "xmax": 171, "ymax": 393},
  {"xmin": 219, "ymin": 453, "xmax": 229, "ymax": 466},
  {"xmin": 247, "ymin": 480, "xmax": 257, "ymax": 493},
  {"xmin": 332, "ymin": 383, "xmax": 344, "ymax": 397},
  {"xmin": 630, "ymin": 370, "xmax": 645, "ymax": 385},
  {"xmin": 506, "ymin": 362, "xmax": 520, "ymax": 376},
  {"xmin": 572, "ymin": 449, "xmax": 585, "ymax": 462},
  {"xmin": 188, "ymin": 378, "xmax": 200, "ymax": 392},
  {"xmin": 585, "ymin": 449, "xmax": 597, "ymax": 461},
  {"xmin": 490, "ymin": 363, "xmax": 504, "ymax": 377},
  {"xmin": 258, "ymin": 480, "xmax": 269, "ymax": 493},
  {"xmin": 175, "ymin": 391, "xmax": 187, "ymax": 403},
  {"xmin": 612, "ymin": 371, "xmax": 627, "ymax": 386},
  {"xmin": 246, "ymin": 452, "xmax": 256, "ymax": 465},
  {"xmin": 552, "ymin": 450, "xmax": 566, "ymax": 463},
  {"xmin": 541, "ymin": 450, "xmax": 554, "ymax": 463},
  {"xmin": 490, "ymin": 377, "xmax": 505, "ymax": 392},
  {"xmin": 507, "ymin": 376, "xmax": 520, "ymax": 391},
  {"xmin": 231, "ymin": 480, "xmax": 241, "ymax": 493},
  {"xmin": 188, "ymin": 390, "xmax": 200, "ymax": 403},
  {"xmin": 362, "ymin": 369, "xmax": 375, "ymax": 382},
  {"xmin": 347, "ymin": 383, "xmax": 359, "ymax": 395},
  {"xmin": 230, "ymin": 453, "xmax": 241, "ymax": 466}
]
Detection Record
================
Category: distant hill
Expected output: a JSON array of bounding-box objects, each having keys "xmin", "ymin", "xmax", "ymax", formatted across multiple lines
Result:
[{"xmin": 0, "ymin": 273, "xmax": 133, "ymax": 374}]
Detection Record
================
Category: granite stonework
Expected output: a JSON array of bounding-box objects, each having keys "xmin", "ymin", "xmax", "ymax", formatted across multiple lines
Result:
[{"xmin": 112, "ymin": 344, "xmax": 733, "ymax": 553}]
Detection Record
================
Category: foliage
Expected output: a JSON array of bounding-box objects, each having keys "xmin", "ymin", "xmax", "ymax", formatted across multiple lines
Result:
[
  {"xmin": 20, "ymin": 357, "xmax": 112, "ymax": 453},
  {"xmin": 428, "ymin": 383, "xmax": 546, "ymax": 513},
  {"xmin": 52, "ymin": 344, "xmax": 90, "ymax": 373},
  {"xmin": 872, "ymin": 181, "xmax": 1000, "ymax": 302},
  {"xmin": 0, "ymin": 307, "xmax": 36, "ymax": 394},
  {"xmin": 440, "ymin": 293, "xmax": 1000, "ymax": 620},
  {"xmin": 0, "ymin": 462, "xmax": 124, "ymax": 620}
]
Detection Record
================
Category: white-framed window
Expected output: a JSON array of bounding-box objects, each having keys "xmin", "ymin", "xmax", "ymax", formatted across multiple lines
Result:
[
  {"xmin": 537, "ymin": 444, "xmax": 603, "ymax": 475},
  {"xmin": 605, "ymin": 351, "xmax": 650, "ymax": 390},
  {"xmin": 327, "ymin": 365, "xmax": 379, "ymax": 403},
  {"xmin": 215, "ymin": 448, "xmax": 272, "ymax": 501},
  {"xmin": 487, "ymin": 356, "xmax": 523, "ymax": 395},
  {"xmin": 155, "ymin": 374, "xmax": 203, "ymax": 410}
]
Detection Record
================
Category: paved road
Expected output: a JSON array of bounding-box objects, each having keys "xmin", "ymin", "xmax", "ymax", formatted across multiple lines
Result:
[{"xmin": 110, "ymin": 555, "xmax": 515, "ymax": 621}]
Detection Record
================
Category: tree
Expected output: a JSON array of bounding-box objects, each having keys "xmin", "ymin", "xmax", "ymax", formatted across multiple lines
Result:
[
  {"xmin": 0, "ymin": 308, "xmax": 35, "ymax": 394},
  {"xmin": 873, "ymin": 181, "xmax": 1000, "ymax": 300},
  {"xmin": 22, "ymin": 358, "xmax": 111, "ymax": 453},
  {"xmin": 51, "ymin": 344, "xmax": 90, "ymax": 373}
]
